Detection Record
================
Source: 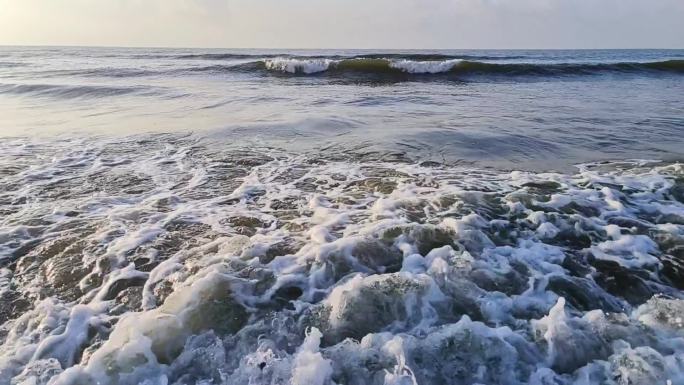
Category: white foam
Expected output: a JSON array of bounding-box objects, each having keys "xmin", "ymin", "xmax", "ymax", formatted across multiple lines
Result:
[
  {"xmin": 382, "ymin": 337, "xmax": 418, "ymax": 385},
  {"xmin": 264, "ymin": 58, "xmax": 332, "ymax": 74},
  {"xmin": 1, "ymin": 136, "xmax": 684, "ymax": 384},
  {"xmin": 533, "ymin": 297, "xmax": 570, "ymax": 366},
  {"xmin": 291, "ymin": 328, "xmax": 332, "ymax": 385},
  {"xmin": 536, "ymin": 222, "xmax": 560, "ymax": 239},
  {"xmin": 389, "ymin": 59, "xmax": 462, "ymax": 74},
  {"xmin": 591, "ymin": 232, "xmax": 661, "ymax": 269}
]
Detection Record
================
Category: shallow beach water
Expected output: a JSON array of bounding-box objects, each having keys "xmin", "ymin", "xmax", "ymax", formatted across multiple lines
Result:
[{"xmin": 0, "ymin": 48, "xmax": 683, "ymax": 385}]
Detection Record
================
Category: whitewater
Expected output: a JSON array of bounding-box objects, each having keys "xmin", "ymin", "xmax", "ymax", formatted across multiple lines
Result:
[{"xmin": 0, "ymin": 47, "xmax": 683, "ymax": 385}]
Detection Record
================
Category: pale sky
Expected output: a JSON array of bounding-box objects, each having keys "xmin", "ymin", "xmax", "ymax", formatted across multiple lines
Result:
[{"xmin": 1, "ymin": 0, "xmax": 683, "ymax": 49}]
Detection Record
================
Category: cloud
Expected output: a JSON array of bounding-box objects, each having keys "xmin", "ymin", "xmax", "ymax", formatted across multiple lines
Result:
[{"xmin": 0, "ymin": 0, "xmax": 682, "ymax": 48}]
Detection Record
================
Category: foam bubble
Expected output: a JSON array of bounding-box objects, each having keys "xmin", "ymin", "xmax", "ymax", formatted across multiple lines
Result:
[
  {"xmin": 1, "ymin": 136, "xmax": 683, "ymax": 384},
  {"xmin": 264, "ymin": 58, "xmax": 333, "ymax": 74},
  {"xmin": 389, "ymin": 59, "xmax": 462, "ymax": 74}
]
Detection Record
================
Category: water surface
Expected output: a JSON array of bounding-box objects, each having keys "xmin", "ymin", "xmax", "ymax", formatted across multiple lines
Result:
[
  {"xmin": 1, "ymin": 48, "xmax": 684, "ymax": 385},
  {"xmin": 1, "ymin": 47, "xmax": 683, "ymax": 170}
]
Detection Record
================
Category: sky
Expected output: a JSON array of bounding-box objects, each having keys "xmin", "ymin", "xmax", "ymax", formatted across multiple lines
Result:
[{"xmin": 1, "ymin": 0, "xmax": 683, "ymax": 49}]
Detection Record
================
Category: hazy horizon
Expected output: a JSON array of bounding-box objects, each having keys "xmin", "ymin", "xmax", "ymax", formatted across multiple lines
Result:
[
  {"xmin": 2, "ymin": 44, "xmax": 684, "ymax": 50},
  {"xmin": 1, "ymin": 0, "xmax": 683, "ymax": 49}
]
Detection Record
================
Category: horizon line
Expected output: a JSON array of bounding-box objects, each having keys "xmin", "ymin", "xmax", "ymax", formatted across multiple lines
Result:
[{"xmin": 1, "ymin": 44, "xmax": 683, "ymax": 51}]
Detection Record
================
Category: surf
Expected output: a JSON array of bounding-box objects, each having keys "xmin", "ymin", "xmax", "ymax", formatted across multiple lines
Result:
[
  {"xmin": 254, "ymin": 57, "xmax": 684, "ymax": 77},
  {"xmin": 1, "ymin": 134, "xmax": 684, "ymax": 385}
]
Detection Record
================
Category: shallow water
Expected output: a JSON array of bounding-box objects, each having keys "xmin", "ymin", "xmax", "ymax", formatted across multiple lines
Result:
[
  {"xmin": 0, "ymin": 48, "xmax": 684, "ymax": 385},
  {"xmin": 1, "ymin": 47, "xmax": 683, "ymax": 170}
]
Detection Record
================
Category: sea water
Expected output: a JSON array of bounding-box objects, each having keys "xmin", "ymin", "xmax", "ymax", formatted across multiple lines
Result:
[{"xmin": 0, "ymin": 47, "xmax": 683, "ymax": 385}]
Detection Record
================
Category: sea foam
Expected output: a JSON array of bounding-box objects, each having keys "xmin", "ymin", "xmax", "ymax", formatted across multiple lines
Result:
[{"xmin": 0, "ymin": 135, "xmax": 683, "ymax": 385}]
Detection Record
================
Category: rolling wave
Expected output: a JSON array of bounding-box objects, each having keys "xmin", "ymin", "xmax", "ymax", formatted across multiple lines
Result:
[
  {"xmin": 239, "ymin": 58, "xmax": 684, "ymax": 77},
  {"xmin": 9, "ymin": 56, "xmax": 683, "ymax": 82},
  {"xmin": 0, "ymin": 61, "xmax": 27, "ymax": 68},
  {"xmin": 0, "ymin": 83, "xmax": 156, "ymax": 99},
  {"xmin": 35, "ymin": 68, "xmax": 160, "ymax": 78},
  {"xmin": 166, "ymin": 53, "xmax": 528, "ymax": 61}
]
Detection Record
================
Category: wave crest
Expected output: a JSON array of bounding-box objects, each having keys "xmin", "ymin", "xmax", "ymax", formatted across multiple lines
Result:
[
  {"xmin": 256, "ymin": 58, "xmax": 684, "ymax": 77},
  {"xmin": 264, "ymin": 58, "xmax": 334, "ymax": 74},
  {"xmin": 262, "ymin": 57, "xmax": 465, "ymax": 75},
  {"xmin": 0, "ymin": 83, "xmax": 156, "ymax": 99},
  {"xmin": 390, "ymin": 59, "xmax": 463, "ymax": 73}
]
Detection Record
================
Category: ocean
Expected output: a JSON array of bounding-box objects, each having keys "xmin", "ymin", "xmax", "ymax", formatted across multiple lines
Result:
[{"xmin": 0, "ymin": 47, "xmax": 683, "ymax": 385}]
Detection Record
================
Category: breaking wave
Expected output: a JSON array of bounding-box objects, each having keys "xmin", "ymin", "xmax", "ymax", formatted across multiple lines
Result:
[
  {"xmin": 1, "ymin": 134, "xmax": 684, "ymax": 385},
  {"xmin": 251, "ymin": 58, "xmax": 684, "ymax": 77},
  {"xmin": 5, "ymin": 53, "xmax": 682, "ymax": 82},
  {"xmin": 130, "ymin": 53, "xmax": 531, "ymax": 62}
]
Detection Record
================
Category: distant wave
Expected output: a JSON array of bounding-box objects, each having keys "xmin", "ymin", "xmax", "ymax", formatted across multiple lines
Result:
[
  {"xmin": 0, "ymin": 83, "xmax": 155, "ymax": 99},
  {"xmin": 36, "ymin": 67, "xmax": 160, "ymax": 78},
  {"xmin": 8, "ymin": 57, "xmax": 683, "ymax": 84},
  {"xmin": 172, "ymin": 53, "xmax": 267, "ymax": 60},
  {"xmin": 165, "ymin": 53, "xmax": 528, "ymax": 61},
  {"xmin": 228, "ymin": 58, "xmax": 684, "ymax": 77},
  {"xmin": 0, "ymin": 61, "xmax": 27, "ymax": 68}
]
